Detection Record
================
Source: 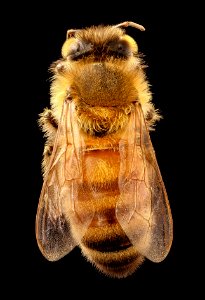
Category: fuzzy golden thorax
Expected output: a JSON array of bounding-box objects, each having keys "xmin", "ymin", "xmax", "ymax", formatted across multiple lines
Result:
[
  {"xmin": 48, "ymin": 24, "xmax": 161, "ymax": 135},
  {"xmin": 49, "ymin": 59, "xmax": 159, "ymax": 133}
]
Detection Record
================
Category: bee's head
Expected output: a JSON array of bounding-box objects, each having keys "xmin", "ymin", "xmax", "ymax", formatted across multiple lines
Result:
[{"xmin": 61, "ymin": 21, "xmax": 145, "ymax": 62}]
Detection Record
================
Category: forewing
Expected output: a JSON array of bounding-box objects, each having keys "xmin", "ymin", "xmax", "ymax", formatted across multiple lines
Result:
[
  {"xmin": 116, "ymin": 104, "xmax": 173, "ymax": 262},
  {"xmin": 36, "ymin": 101, "xmax": 94, "ymax": 261}
]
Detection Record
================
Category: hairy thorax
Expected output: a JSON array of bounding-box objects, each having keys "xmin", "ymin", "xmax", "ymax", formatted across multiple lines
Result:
[
  {"xmin": 75, "ymin": 102, "xmax": 134, "ymax": 136},
  {"xmin": 49, "ymin": 58, "xmax": 159, "ymax": 131}
]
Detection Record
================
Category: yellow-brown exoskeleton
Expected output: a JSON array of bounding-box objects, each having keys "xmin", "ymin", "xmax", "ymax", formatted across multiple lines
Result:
[{"xmin": 36, "ymin": 21, "xmax": 173, "ymax": 278}]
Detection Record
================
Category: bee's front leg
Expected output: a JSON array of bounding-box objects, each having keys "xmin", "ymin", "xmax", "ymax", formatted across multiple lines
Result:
[{"xmin": 38, "ymin": 108, "xmax": 58, "ymax": 176}]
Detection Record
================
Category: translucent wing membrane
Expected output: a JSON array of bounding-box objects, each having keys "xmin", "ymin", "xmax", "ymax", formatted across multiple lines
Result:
[
  {"xmin": 116, "ymin": 103, "xmax": 173, "ymax": 262},
  {"xmin": 36, "ymin": 101, "xmax": 94, "ymax": 261}
]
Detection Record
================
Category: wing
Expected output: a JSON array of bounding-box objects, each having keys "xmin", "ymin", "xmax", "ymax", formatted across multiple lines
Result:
[
  {"xmin": 35, "ymin": 100, "xmax": 94, "ymax": 261},
  {"xmin": 116, "ymin": 103, "xmax": 173, "ymax": 262}
]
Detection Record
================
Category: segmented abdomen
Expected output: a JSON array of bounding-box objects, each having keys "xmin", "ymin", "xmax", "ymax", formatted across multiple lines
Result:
[{"xmin": 72, "ymin": 148, "xmax": 144, "ymax": 278}]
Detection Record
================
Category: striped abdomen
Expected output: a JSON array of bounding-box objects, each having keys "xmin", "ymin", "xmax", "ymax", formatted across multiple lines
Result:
[{"xmin": 71, "ymin": 148, "xmax": 144, "ymax": 278}]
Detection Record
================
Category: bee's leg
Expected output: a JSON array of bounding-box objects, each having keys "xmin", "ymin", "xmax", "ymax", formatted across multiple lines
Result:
[
  {"xmin": 38, "ymin": 108, "xmax": 58, "ymax": 176},
  {"xmin": 145, "ymin": 105, "xmax": 161, "ymax": 131}
]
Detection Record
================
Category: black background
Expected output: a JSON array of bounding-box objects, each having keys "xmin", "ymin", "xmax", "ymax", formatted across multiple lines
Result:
[{"xmin": 9, "ymin": 1, "xmax": 201, "ymax": 298}]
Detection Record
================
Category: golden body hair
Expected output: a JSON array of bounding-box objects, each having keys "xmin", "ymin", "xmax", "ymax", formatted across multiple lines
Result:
[{"xmin": 36, "ymin": 21, "xmax": 173, "ymax": 278}]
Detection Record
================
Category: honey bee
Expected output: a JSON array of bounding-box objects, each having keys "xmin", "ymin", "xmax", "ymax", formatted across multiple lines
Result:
[{"xmin": 36, "ymin": 21, "xmax": 173, "ymax": 278}]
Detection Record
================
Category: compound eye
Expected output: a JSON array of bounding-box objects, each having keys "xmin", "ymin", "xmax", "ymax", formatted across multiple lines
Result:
[
  {"xmin": 69, "ymin": 42, "xmax": 83, "ymax": 55},
  {"xmin": 61, "ymin": 38, "xmax": 85, "ymax": 58},
  {"xmin": 117, "ymin": 41, "xmax": 129, "ymax": 54},
  {"xmin": 109, "ymin": 40, "xmax": 132, "ymax": 57}
]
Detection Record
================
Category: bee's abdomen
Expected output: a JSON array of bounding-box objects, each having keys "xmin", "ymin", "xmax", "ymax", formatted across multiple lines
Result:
[
  {"xmin": 81, "ymin": 223, "xmax": 144, "ymax": 278},
  {"xmin": 76, "ymin": 148, "xmax": 144, "ymax": 278},
  {"xmin": 83, "ymin": 149, "xmax": 121, "ymax": 188},
  {"xmin": 85, "ymin": 238, "xmax": 131, "ymax": 252}
]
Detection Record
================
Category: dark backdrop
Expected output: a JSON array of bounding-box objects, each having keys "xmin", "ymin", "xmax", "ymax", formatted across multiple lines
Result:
[{"xmin": 10, "ymin": 2, "xmax": 200, "ymax": 298}]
